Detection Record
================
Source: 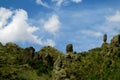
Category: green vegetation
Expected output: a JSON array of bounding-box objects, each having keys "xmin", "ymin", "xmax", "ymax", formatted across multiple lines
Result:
[
  {"xmin": 0, "ymin": 43, "xmax": 63, "ymax": 80},
  {"xmin": 1, "ymin": 34, "xmax": 120, "ymax": 80}
]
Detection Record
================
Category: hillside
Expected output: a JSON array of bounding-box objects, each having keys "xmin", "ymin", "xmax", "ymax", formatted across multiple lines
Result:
[
  {"xmin": 0, "ymin": 42, "xmax": 63, "ymax": 80},
  {"xmin": 0, "ymin": 34, "xmax": 120, "ymax": 80}
]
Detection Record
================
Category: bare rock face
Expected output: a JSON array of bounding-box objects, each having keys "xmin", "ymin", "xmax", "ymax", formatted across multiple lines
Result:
[
  {"xmin": 54, "ymin": 56, "xmax": 63, "ymax": 71},
  {"xmin": 53, "ymin": 54, "xmax": 77, "ymax": 80},
  {"xmin": 53, "ymin": 44, "xmax": 77, "ymax": 80},
  {"xmin": 66, "ymin": 44, "xmax": 73, "ymax": 53},
  {"xmin": 53, "ymin": 56, "xmax": 69, "ymax": 80}
]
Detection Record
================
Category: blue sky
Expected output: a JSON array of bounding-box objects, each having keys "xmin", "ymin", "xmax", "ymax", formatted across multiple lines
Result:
[{"xmin": 0, "ymin": 0, "xmax": 120, "ymax": 53}]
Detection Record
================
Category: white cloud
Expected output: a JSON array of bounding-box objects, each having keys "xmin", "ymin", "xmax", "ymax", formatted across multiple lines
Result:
[
  {"xmin": 0, "ymin": 7, "xmax": 42, "ymax": 45},
  {"xmin": 81, "ymin": 10, "xmax": 120, "ymax": 39},
  {"xmin": 43, "ymin": 14, "xmax": 60, "ymax": 35},
  {"xmin": 0, "ymin": 7, "xmax": 13, "ymax": 29},
  {"xmin": 52, "ymin": 0, "xmax": 64, "ymax": 6},
  {"xmin": 71, "ymin": 0, "xmax": 82, "ymax": 3},
  {"xmin": 52, "ymin": 0, "xmax": 82, "ymax": 7},
  {"xmin": 107, "ymin": 11, "xmax": 120, "ymax": 22},
  {"xmin": 101, "ymin": 10, "xmax": 120, "ymax": 34},
  {"xmin": 89, "ymin": 10, "xmax": 120, "ymax": 39},
  {"xmin": 0, "ymin": 7, "xmax": 56, "ymax": 47},
  {"xmin": 81, "ymin": 30, "xmax": 102, "ymax": 37},
  {"xmin": 36, "ymin": 0, "xmax": 50, "ymax": 8},
  {"xmin": 35, "ymin": 0, "xmax": 82, "ymax": 8},
  {"xmin": 27, "ymin": 26, "xmax": 39, "ymax": 33}
]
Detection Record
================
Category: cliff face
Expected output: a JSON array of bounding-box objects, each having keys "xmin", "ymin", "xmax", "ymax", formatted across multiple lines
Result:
[{"xmin": 1, "ymin": 34, "xmax": 120, "ymax": 80}]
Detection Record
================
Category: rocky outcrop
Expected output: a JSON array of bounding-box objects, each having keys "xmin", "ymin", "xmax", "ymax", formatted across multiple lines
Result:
[
  {"xmin": 101, "ymin": 34, "xmax": 120, "ymax": 57},
  {"xmin": 111, "ymin": 34, "xmax": 120, "ymax": 47},
  {"xmin": 53, "ymin": 44, "xmax": 77, "ymax": 80},
  {"xmin": 101, "ymin": 34, "xmax": 109, "ymax": 48},
  {"xmin": 53, "ymin": 55, "xmax": 70, "ymax": 80},
  {"xmin": 66, "ymin": 44, "xmax": 73, "ymax": 53},
  {"xmin": 103, "ymin": 34, "xmax": 107, "ymax": 43},
  {"xmin": 53, "ymin": 34, "xmax": 120, "ymax": 80}
]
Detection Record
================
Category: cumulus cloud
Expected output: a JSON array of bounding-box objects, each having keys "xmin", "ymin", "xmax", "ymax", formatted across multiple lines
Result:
[
  {"xmin": 0, "ymin": 7, "xmax": 41, "ymax": 45},
  {"xmin": 36, "ymin": 0, "xmax": 50, "ymax": 8},
  {"xmin": 107, "ymin": 11, "xmax": 120, "ymax": 22},
  {"xmin": 0, "ymin": 7, "xmax": 55, "ymax": 47},
  {"xmin": 43, "ymin": 14, "xmax": 61, "ymax": 35},
  {"xmin": 0, "ymin": 8, "xmax": 13, "ymax": 29}
]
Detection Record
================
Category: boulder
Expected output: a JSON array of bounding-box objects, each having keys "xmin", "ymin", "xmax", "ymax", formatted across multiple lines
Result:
[
  {"xmin": 66, "ymin": 44, "xmax": 73, "ymax": 53},
  {"xmin": 103, "ymin": 34, "xmax": 107, "ymax": 43}
]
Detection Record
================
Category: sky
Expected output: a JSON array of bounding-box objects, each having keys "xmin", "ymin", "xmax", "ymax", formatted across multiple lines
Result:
[{"xmin": 0, "ymin": 0, "xmax": 120, "ymax": 53}]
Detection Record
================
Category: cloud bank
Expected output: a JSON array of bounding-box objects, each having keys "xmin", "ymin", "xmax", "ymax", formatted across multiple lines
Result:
[{"xmin": 0, "ymin": 7, "xmax": 55, "ymax": 47}]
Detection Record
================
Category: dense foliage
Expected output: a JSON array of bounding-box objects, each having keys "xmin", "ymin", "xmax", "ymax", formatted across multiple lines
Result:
[
  {"xmin": 0, "ymin": 34, "xmax": 120, "ymax": 80},
  {"xmin": 0, "ymin": 43, "xmax": 63, "ymax": 80}
]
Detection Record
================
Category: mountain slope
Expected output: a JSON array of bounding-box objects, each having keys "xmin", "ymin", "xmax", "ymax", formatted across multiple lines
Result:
[{"xmin": 0, "ymin": 34, "xmax": 120, "ymax": 80}]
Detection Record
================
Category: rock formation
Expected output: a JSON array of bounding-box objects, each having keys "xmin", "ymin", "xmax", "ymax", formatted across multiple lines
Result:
[
  {"xmin": 111, "ymin": 34, "xmax": 120, "ymax": 47},
  {"xmin": 66, "ymin": 44, "xmax": 73, "ymax": 53},
  {"xmin": 53, "ymin": 44, "xmax": 77, "ymax": 80},
  {"xmin": 101, "ymin": 34, "xmax": 109, "ymax": 48},
  {"xmin": 103, "ymin": 34, "xmax": 107, "ymax": 43}
]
